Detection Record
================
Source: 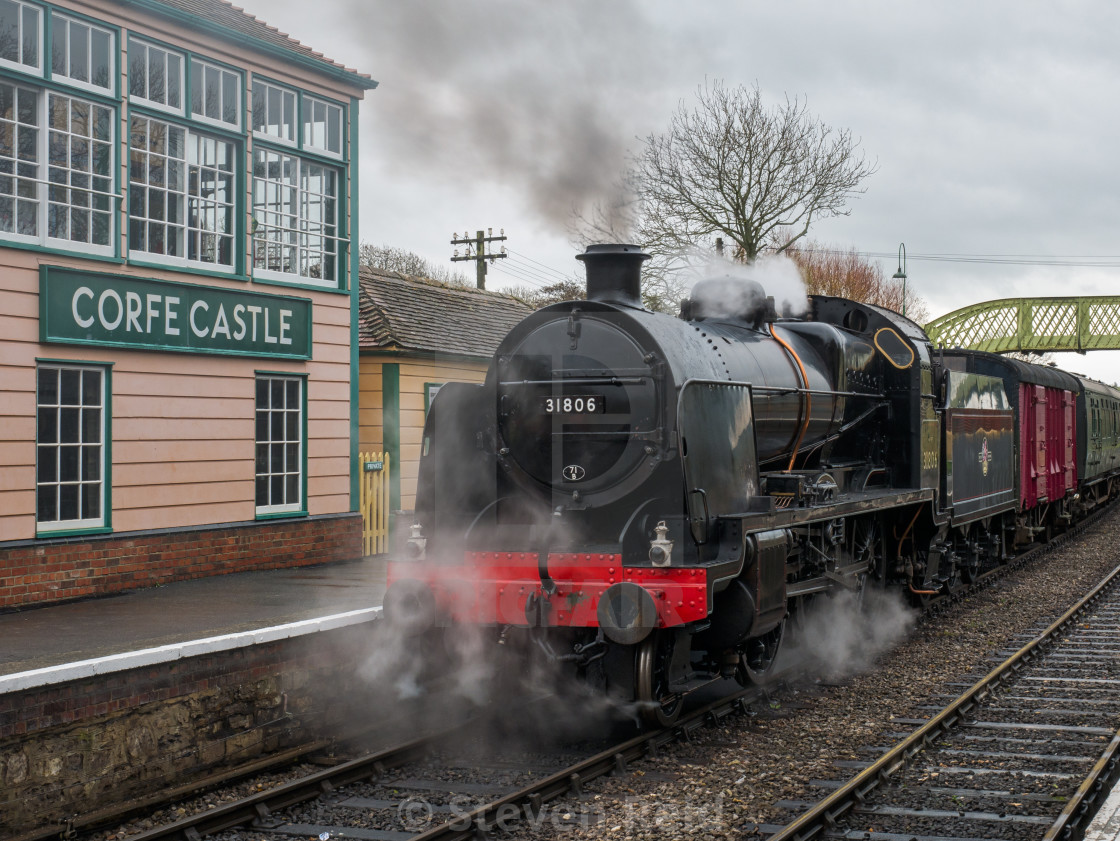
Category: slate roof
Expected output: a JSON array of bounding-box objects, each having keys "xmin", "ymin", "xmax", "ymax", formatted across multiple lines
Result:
[
  {"xmin": 129, "ymin": 0, "xmax": 377, "ymax": 88},
  {"xmin": 359, "ymin": 269, "xmax": 532, "ymax": 359}
]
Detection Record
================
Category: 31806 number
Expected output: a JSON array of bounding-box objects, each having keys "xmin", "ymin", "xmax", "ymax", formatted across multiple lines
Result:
[{"xmin": 541, "ymin": 396, "xmax": 603, "ymax": 414}]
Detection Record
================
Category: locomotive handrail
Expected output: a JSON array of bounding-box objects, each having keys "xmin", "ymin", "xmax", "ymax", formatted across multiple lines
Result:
[
  {"xmin": 751, "ymin": 385, "xmax": 886, "ymax": 399},
  {"xmin": 499, "ymin": 377, "xmax": 649, "ymax": 386}
]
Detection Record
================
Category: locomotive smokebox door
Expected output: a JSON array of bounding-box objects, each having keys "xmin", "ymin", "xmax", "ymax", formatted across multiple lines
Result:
[{"xmin": 677, "ymin": 380, "xmax": 759, "ymax": 543}]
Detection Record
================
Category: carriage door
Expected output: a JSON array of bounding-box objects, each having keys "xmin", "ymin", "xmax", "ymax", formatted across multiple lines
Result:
[{"xmin": 1033, "ymin": 385, "xmax": 1050, "ymax": 503}]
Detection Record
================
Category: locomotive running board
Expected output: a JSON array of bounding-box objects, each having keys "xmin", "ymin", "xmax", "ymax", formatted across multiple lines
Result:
[{"xmin": 732, "ymin": 488, "xmax": 934, "ymax": 529}]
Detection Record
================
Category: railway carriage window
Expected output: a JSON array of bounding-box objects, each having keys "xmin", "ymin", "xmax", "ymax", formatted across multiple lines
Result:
[
  {"xmin": 0, "ymin": 0, "xmax": 40, "ymax": 75},
  {"xmin": 36, "ymin": 363, "xmax": 108, "ymax": 533},
  {"xmin": 50, "ymin": 13, "xmax": 114, "ymax": 95},
  {"xmin": 128, "ymin": 115, "xmax": 235, "ymax": 269},
  {"xmin": 0, "ymin": 81, "xmax": 114, "ymax": 252},
  {"xmin": 255, "ymin": 374, "xmax": 305, "ymax": 516},
  {"xmin": 128, "ymin": 38, "xmax": 184, "ymax": 115}
]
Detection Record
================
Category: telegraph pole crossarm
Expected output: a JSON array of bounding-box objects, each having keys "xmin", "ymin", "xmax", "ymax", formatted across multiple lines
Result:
[{"xmin": 451, "ymin": 228, "xmax": 508, "ymax": 289}]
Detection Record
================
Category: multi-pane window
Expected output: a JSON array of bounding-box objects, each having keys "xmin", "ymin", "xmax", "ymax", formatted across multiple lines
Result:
[
  {"xmin": 129, "ymin": 38, "xmax": 183, "ymax": 113},
  {"xmin": 128, "ymin": 115, "xmax": 235, "ymax": 267},
  {"xmin": 255, "ymin": 375, "xmax": 303, "ymax": 514},
  {"xmin": 0, "ymin": 81, "xmax": 38, "ymax": 237},
  {"xmin": 252, "ymin": 148, "xmax": 338, "ymax": 285},
  {"xmin": 48, "ymin": 92, "xmax": 112, "ymax": 246},
  {"xmin": 36, "ymin": 364, "xmax": 105, "ymax": 531},
  {"xmin": 0, "ymin": 81, "xmax": 113, "ymax": 250},
  {"xmin": 190, "ymin": 57, "xmax": 239, "ymax": 129},
  {"xmin": 303, "ymin": 95, "xmax": 342, "ymax": 158},
  {"xmin": 251, "ymin": 80, "xmax": 295, "ymax": 144},
  {"xmin": 0, "ymin": 0, "xmax": 40, "ymax": 73},
  {"xmin": 51, "ymin": 13, "xmax": 114, "ymax": 94}
]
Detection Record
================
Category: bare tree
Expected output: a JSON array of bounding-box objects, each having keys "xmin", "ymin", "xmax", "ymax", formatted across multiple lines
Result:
[
  {"xmin": 787, "ymin": 241, "xmax": 929, "ymax": 323},
  {"xmin": 636, "ymin": 81, "xmax": 875, "ymax": 259},
  {"xmin": 574, "ymin": 81, "xmax": 877, "ymax": 308},
  {"xmin": 504, "ymin": 279, "xmax": 587, "ymax": 309},
  {"xmin": 359, "ymin": 242, "xmax": 472, "ymax": 287}
]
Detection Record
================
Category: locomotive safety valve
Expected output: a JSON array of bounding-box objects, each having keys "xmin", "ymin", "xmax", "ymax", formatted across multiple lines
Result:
[
  {"xmin": 649, "ymin": 520, "xmax": 674, "ymax": 567},
  {"xmin": 404, "ymin": 524, "xmax": 427, "ymax": 560}
]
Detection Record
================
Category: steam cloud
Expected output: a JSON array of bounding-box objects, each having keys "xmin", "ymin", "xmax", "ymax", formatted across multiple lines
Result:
[
  {"xmin": 349, "ymin": 0, "xmax": 670, "ymax": 232},
  {"xmin": 786, "ymin": 588, "xmax": 917, "ymax": 680},
  {"xmin": 687, "ymin": 251, "xmax": 811, "ymax": 318}
]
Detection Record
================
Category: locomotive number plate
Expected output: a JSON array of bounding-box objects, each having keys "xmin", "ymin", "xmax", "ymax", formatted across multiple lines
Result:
[{"xmin": 541, "ymin": 395, "xmax": 605, "ymax": 414}]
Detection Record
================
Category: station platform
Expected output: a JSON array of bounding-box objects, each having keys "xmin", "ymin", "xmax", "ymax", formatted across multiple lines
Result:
[{"xmin": 0, "ymin": 555, "xmax": 388, "ymax": 694}]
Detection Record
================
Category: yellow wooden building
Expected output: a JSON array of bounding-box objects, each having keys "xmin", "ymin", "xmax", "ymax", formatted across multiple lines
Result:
[{"xmin": 357, "ymin": 268, "xmax": 530, "ymax": 523}]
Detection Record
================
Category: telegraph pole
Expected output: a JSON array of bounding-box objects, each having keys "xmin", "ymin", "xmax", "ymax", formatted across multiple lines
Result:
[{"xmin": 451, "ymin": 228, "xmax": 507, "ymax": 290}]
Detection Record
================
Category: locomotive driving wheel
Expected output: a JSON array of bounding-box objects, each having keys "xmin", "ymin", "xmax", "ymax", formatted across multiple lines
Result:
[
  {"xmin": 850, "ymin": 517, "xmax": 884, "ymax": 607},
  {"xmin": 736, "ymin": 620, "xmax": 785, "ymax": 686},
  {"xmin": 635, "ymin": 630, "xmax": 684, "ymax": 727}
]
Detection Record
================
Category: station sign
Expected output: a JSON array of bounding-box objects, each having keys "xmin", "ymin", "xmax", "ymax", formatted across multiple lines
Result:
[{"xmin": 40, "ymin": 266, "xmax": 312, "ymax": 360}]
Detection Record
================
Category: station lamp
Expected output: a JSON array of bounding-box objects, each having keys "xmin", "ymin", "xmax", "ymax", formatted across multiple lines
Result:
[{"xmin": 892, "ymin": 243, "xmax": 908, "ymax": 317}]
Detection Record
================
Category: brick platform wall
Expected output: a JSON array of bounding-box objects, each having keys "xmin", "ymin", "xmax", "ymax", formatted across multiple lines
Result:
[
  {"xmin": 0, "ymin": 513, "xmax": 363, "ymax": 610},
  {"xmin": 0, "ymin": 623, "xmax": 386, "ymax": 834}
]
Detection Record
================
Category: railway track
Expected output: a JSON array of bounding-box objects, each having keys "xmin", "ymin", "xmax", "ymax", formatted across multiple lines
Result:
[
  {"xmin": 71, "ymin": 507, "xmax": 1118, "ymax": 841},
  {"xmin": 115, "ymin": 682, "xmax": 781, "ymax": 841},
  {"xmin": 759, "ymin": 555, "xmax": 1120, "ymax": 841}
]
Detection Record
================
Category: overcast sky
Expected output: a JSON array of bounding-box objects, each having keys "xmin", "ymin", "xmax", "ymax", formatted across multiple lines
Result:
[{"xmin": 238, "ymin": 0, "xmax": 1120, "ymax": 381}]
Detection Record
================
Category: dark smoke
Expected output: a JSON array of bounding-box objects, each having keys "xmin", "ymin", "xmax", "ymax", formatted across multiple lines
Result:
[{"xmin": 350, "ymin": 0, "xmax": 670, "ymax": 231}]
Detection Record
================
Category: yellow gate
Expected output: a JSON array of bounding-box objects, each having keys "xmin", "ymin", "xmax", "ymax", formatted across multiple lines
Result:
[{"xmin": 358, "ymin": 451, "xmax": 391, "ymax": 556}]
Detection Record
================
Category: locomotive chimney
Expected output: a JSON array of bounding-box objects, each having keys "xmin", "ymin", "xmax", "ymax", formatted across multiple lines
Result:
[{"xmin": 577, "ymin": 243, "xmax": 650, "ymax": 307}]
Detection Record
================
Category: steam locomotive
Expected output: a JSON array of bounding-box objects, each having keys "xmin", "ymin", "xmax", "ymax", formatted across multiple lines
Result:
[{"xmin": 384, "ymin": 244, "xmax": 1120, "ymax": 725}]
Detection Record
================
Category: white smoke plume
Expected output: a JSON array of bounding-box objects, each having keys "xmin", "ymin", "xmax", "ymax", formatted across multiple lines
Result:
[
  {"xmin": 785, "ymin": 588, "xmax": 917, "ymax": 680},
  {"xmin": 684, "ymin": 250, "xmax": 810, "ymax": 319}
]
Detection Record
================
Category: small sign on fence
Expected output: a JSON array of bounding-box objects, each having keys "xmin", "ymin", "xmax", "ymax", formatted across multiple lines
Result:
[{"xmin": 359, "ymin": 451, "xmax": 390, "ymax": 556}]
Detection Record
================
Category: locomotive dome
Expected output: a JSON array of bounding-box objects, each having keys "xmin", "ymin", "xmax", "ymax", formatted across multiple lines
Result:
[{"xmin": 686, "ymin": 274, "xmax": 778, "ymax": 324}]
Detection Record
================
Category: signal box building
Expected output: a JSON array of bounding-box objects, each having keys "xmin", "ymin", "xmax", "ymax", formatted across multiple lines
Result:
[
  {"xmin": 357, "ymin": 268, "xmax": 530, "ymax": 516},
  {"xmin": 0, "ymin": 0, "xmax": 376, "ymax": 609}
]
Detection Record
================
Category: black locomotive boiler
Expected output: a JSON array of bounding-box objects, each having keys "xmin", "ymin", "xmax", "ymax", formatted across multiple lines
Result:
[{"xmin": 385, "ymin": 244, "xmax": 1120, "ymax": 725}]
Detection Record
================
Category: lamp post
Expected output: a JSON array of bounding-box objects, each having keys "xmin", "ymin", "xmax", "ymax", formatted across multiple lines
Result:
[{"xmin": 892, "ymin": 243, "xmax": 907, "ymax": 318}]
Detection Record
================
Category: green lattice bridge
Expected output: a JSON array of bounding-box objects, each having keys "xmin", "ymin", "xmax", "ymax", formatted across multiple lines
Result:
[{"xmin": 923, "ymin": 297, "xmax": 1120, "ymax": 354}]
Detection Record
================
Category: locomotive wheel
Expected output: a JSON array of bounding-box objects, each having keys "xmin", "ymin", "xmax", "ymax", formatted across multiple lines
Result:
[
  {"xmin": 635, "ymin": 630, "xmax": 684, "ymax": 727},
  {"xmin": 737, "ymin": 620, "xmax": 785, "ymax": 686},
  {"xmin": 850, "ymin": 518, "xmax": 884, "ymax": 606},
  {"xmin": 959, "ymin": 547, "xmax": 980, "ymax": 584}
]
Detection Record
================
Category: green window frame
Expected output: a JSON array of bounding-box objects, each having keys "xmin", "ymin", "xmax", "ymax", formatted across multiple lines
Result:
[
  {"xmin": 251, "ymin": 78, "xmax": 296, "ymax": 145},
  {"xmin": 0, "ymin": 0, "xmax": 41, "ymax": 75},
  {"xmin": 0, "ymin": 80, "xmax": 115, "ymax": 252},
  {"xmin": 189, "ymin": 55, "xmax": 240, "ymax": 131},
  {"xmin": 302, "ymin": 94, "xmax": 342, "ymax": 159},
  {"xmin": 36, "ymin": 360, "xmax": 111, "ymax": 534},
  {"xmin": 49, "ymin": 10, "xmax": 115, "ymax": 96},
  {"xmin": 251, "ymin": 146, "xmax": 339, "ymax": 287},
  {"xmin": 255, "ymin": 372, "xmax": 306, "ymax": 516},
  {"xmin": 128, "ymin": 36, "xmax": 185, "ymax": 116},
  {"xmin": 128, "ymin": 112, "xmax": 236, "ymax": 271}
]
